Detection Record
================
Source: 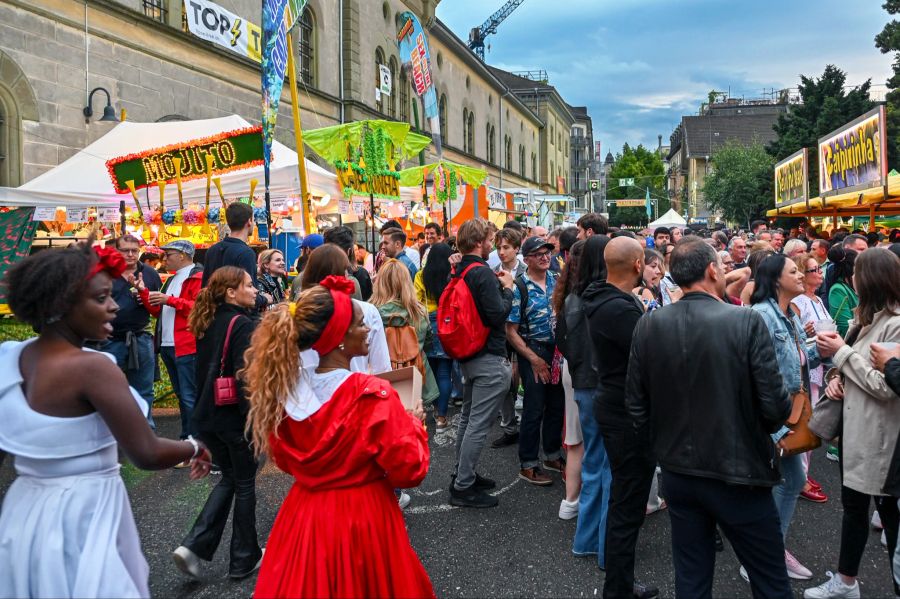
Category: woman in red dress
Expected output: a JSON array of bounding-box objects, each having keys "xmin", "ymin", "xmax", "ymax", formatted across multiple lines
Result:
[{"xmin": 243, "ymin": 276, "xmax": 434, "ymax": 599}]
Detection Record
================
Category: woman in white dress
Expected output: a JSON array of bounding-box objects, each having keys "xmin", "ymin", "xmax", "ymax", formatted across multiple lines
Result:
[{"xmin": 0, "ymin": 240, "xmax": 212, "ymax": 598}]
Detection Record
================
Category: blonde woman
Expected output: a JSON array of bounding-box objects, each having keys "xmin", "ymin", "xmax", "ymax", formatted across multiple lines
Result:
[
  {"xmin": 370, "ymin": 259, "xmax": 439, "ymax": 412},
  {"xmin": 243, "ymin": 277, "xmax": 433, "ymax": 598},
  {"xmin": 256, "ymin": 249, "xmax": 286, "ymax": 307}
]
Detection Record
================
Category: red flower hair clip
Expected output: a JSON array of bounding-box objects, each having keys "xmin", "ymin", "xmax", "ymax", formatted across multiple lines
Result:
[
  {"xmin": 86, "ymin": 246, "xmax": 128, "ymax": 281},
  {"xmin": 319, "ymin": 275, "xmax": 356, "ymax": 296}
]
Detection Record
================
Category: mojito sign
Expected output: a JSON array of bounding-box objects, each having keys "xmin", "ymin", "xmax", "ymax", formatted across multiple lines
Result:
[
  {"xmin": 106, "ymin": 126, "xmax": 264, "ymax": 193},
  {"xmin": 774, "ymin": 148, "xmax": 808, "ymax": 208},
  {"xmin": 818, "ymin": 106, "xmax": 887, "ymax": 197}
]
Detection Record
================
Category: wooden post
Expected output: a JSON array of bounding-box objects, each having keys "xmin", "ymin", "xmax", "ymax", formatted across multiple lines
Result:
[{"xmin": 286, "ymin": 32, "xmax": 313, "ymax": 234}]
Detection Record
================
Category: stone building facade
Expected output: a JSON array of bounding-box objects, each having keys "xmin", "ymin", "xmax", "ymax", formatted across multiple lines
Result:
[{"xmin": 0, "ymin": 0, "xmax": 589, "ymax": 201}]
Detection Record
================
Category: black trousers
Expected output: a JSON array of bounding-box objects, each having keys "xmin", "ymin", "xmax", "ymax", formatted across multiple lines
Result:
[
  {"xmin": 598, "ymin": 417, "xmax": 655, "ymax": 599},
  {"xmin": 518, "ymin": 353, "xmax": 565, "ymax": 468},
  {"xmin": 182, "ymin": 429, "xmax": 262, "ymax": 576},
  {"xmin": 838, "ymin": 484, "xmax": 900, "ymax": 578},
  {"xmin": 662, "ymin": 470, "xmax": 791, "ymax": 599}
]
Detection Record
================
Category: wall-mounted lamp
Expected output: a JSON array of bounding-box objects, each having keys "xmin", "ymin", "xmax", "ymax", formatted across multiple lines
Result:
[{"xmin": 83, "ymin": 87, "xmax": 119, "ymax": 122}]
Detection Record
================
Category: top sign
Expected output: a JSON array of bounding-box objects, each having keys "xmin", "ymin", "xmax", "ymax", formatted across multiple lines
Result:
[
  {"xmin": 818, "ymin": 105, "xmax": 887, "ymax": 198},
  {"xmin": 774, "ymin": 148, "xmax": 808, "ymax": 208},
  {"xmin": 184, "ymin": 0, "xmax": 261, "ymax": 63}
]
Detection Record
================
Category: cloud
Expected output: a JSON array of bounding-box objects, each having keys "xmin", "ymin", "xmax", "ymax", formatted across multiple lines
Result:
[{"xmin": 436, "ymin": 0, "xmax": 893, "ymax": 155}]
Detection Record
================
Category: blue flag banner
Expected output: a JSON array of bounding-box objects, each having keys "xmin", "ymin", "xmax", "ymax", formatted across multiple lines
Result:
[
  {"xmin": 397, "ymin": 11, "xmax": 441, "ymax": 156},
  {"xmin": 261, "ymin": 0, "xmax": 288, "ymax": 176},
  {"xmin": 645, "ymin": 187, "xmax": 652, "ymax": 219}
]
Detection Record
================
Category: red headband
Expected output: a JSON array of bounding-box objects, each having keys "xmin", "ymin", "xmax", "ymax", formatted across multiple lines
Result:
[
  {"xmin": 86, "ymin": 246, "xmax": 128, "ymax": 281},
  {"xmin": 311, "ymin": 275, "xmax": 357, "ymax": 355}
]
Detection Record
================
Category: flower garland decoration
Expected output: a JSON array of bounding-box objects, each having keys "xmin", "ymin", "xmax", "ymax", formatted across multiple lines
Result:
[
  {"xmin": 207, "ymin": 207, "xmax": 220, "ymax": 222},
  {"xmin": 127, "ymin": 211, "xmax": 144, "ymax": 227},
  {"xmin": 143, "ymin": 210, "xmax": 162, "ymax": 225},
  {"xmin": 434, "ymin": 165, "xmax": 457, "ymax": 204},
  {"xmin": 182, "ymin": 209, "xmax": 202, "ymax": 225},
  {"xmin": 162, "ymin": 209, "xmax": 176, "ymax": 225},
  {"xmin": 173, "ymin": 210, "xmax": 184, "ymax": 225}
]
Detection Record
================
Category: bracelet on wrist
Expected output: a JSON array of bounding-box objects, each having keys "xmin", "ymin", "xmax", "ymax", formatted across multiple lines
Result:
[{"xmin": 186, "ymin": 435, "xmax": 200, "ymax": 460}]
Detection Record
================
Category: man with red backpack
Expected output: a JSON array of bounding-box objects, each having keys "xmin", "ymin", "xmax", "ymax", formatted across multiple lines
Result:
[{"xmin": 441, "ymin": 218, "xmax": 515, "ymax": 508}]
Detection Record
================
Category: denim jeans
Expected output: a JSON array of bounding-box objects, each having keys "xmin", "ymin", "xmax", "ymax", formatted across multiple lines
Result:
[
  {"xmin": 572, "ymin": 388, "xmax": 612, "ymax": 567},
  {"xmin": 99, "ymin": 335, "xmax": 156, "ymax": 428},
  {"xmin": 517, "ymin": 351, "xmax": 564, "ymax": 470},
  {"xmin": 772, "ymin": 452, "xmax": 805, "ymax": 539},
  {"xmin": 159, "ymin": 347, "xmax": 197, "ymax": 439},
  {"xmin": 182, "ymin": 429, "xmax": 262, "ymax": 576},
  {"xmin": 451, "ymin": 359, "xmax": 464, "ymax": 399},
  {"xmin": 454, "ymin": 353, "xmax": 511, "ymax": 490},
  {"xmin": 429, "ymin": 356, "xmax": 452, "ymax": 417}
]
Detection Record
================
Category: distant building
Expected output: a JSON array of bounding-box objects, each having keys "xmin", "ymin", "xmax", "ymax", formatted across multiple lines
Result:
[
  {"xmin": 667, "ymin": 99, "xmax": 786, "ymax": 222},
  {"xmin": 568, "ymin": 105, "xmax": 596, "ymax": 213}
]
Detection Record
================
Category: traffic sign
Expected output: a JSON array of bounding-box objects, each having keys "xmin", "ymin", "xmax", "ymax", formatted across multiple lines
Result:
[
  {"xmin": 589, "ymin": 180, "xmax": 600, "ymax": 191},
  {"xmin": 619, "ymin": 178, "xmax": 635, "ymax": 187}
]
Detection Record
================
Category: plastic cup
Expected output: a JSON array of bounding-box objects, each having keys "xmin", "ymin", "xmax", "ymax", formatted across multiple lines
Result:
[
  {"xmin": 876, "ymin": 342, "xmax": 899, "ymax": 351},
  {"xmin": 814, "ymin": 320, "xmax": 837, "ymax": 333}
]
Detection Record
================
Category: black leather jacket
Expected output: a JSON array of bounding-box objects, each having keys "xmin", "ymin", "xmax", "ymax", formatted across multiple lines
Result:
[
  {"xmin": 625, "ymin": 292, "xmax": 791, "ymax": 487},
  {"xmin": 556, "ymin": 293, "xmax": 598, "ymax": 390}
]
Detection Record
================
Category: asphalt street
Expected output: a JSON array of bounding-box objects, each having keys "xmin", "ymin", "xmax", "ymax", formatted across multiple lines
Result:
[{"xmin": 1, "ymin": 407, "xmax": 896, "ymax": 598}]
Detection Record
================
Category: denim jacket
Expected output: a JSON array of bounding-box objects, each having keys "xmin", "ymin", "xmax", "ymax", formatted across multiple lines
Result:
[{"xmin": 750, "ymin": 298, "xmax": 821, "ymax": 394}]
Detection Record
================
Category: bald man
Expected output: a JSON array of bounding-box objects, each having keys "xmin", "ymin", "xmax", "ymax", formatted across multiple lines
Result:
[{"xmin": 582, "ymin": 237, "xmax": 658, "ymax": 599}]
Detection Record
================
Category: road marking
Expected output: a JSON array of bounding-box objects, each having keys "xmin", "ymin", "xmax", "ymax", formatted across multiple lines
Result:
[{"xmin": 404, "ymin": 479, "xmax": 521, "ymax": 514}]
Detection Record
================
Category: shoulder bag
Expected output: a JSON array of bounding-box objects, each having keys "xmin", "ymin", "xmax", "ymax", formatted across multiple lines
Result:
[
  {"xmin": 214, "ymin": 315, "xmax": 242, "ymax": 407},
  {"xmin": 779, "ymin": 325, "xmax": 821, "ymax": 456}
]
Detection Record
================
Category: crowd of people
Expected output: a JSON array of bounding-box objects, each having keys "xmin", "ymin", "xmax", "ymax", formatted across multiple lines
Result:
[{"xmin": 0, "ymin": 202, "xmax": 899, "ymax": 599}]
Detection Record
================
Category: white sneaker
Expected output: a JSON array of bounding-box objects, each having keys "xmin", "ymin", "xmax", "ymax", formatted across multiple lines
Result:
[
  {"xmin": 559, "ymin": 498, "xmax": 579, "ymax": 520},
  {"xmin": 398, "ymin": 492, "xmax": 411, "ymax": 509},
  {"xmin": 173, "ymin": 545, "xmax": 202, "ymax": 579},
  {"xmin": 786, "ymin": 549, "xmax": 813, "ymax": 580},
  {"xmin": 739, "ymin": 566, "xmax": 749, "ymax": 583},
  {"xmin": 872, "ymin": 510, "xmax": 883, "ymax": 530},
  {"xmin": 803, "ymin": 571, "xmax": 860, "ymax": 599}
]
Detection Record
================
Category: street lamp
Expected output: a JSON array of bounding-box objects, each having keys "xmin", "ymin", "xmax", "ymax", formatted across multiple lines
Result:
[{"xmin": 83, "ymin": 87, "xmax": 119, "ymax": 122}]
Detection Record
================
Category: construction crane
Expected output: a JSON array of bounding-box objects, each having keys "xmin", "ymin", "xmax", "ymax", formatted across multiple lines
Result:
[{"xmin": 467, "ymin": 0, "xmax": 525, "ymax": 61}]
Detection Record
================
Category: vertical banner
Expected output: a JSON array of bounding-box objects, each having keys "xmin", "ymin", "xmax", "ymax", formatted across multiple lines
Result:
[
  {"xmin": 0, "ymin": 208, "xmax": 38, "ymax": 306},
  {"xmin": 261, "ymin": 0, "xmax": 289, "ymax": 182},
  {"xmin": 397, "ymin": 12, "xmax": 441, "ymax": 157}
]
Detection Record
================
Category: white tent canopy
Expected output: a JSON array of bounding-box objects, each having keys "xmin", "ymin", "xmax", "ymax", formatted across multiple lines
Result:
[
  {"xmin": 0, "ymin": 116, "xmax": 346, "ymax": 209},
  {"xmin": 648, "ymin": 208, "xmax": 687, "ymax": 229}
]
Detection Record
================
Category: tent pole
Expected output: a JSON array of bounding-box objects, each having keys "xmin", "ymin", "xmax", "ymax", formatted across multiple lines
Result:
[{"xmin": 286, "ymin": 32, "xmax": 313, "ymax": 235}]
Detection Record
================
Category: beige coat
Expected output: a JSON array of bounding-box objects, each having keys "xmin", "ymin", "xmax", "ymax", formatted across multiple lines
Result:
[{"xmin": 835, "ymin": 309, "xmax": 900, "ymax": 496}]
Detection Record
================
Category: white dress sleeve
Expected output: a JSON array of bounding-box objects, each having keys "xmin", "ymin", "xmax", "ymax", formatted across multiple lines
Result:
[{"xmin": 354, "ymin": 301, "xmax": 391, "ymax": 374}]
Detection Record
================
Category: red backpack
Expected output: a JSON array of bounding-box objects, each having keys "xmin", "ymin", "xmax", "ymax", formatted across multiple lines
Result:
[{"xmin": 437, "ymin": 263, "xmax": 491, "ymax": 360}]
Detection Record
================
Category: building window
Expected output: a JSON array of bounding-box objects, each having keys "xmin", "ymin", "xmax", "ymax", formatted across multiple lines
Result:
[
  {"xmin": 0, "ymin": 99, "xmax": 7, "ymax": 187},
  {"xmin": 387, "ymin": 57, "xmax": 398, "ymax": 119},
  {"xmin": 297, "ymin": 7, "xmax": 315, "ymax": 87},
  {"xmin": 399, "ymin": 68, "xmax": 409, "ymax": 124},
  {"xmin": 504, "ymin": 135, "xmax": 512, "ymax": 170},
  {"xmin": 464, "ymin": 110, "xmax": 475, "ymax": 154},
  {"xmin": 519, "ymin": 145, "xmax": 526, "ymax": 178},
  {"xmin": 486, "ymin": 124, "xmax": 495, "ymax": 163},
  {"xmin": 142, "ymin": 0, "xmax": 168, "ymax": 22},
  {"xmin": 439, "ymin": 94, "xmax": 447, "ymax": 141},
  {"xmin": 462, "ymin": 108, "xmax": 469, "ymax": 152},
  {"xmin": 374, "ymin": 48, "xmax": 385, "ymax": 113},
  {"xmin": 550, "ymin": 125, "xmax": 554, "ymax": 145},
  {"xmin": 531, "ymin": 153, "xmax": 537, "ymax": 181},
  {"xmin": 550, "ymin": 161, "xmax": 555, "ymax": 183}
]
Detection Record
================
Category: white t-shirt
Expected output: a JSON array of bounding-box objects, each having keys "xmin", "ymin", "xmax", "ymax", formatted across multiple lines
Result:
[
  {"xmin": 405, "ymin": 247, "xmax": 421, "ymax": 268},
  {"xmin": 298, "ymin": 299, "xmax": 391, "ymax": 375},
  {"xmin": 160, "ymin": 263, "xmax": 193, "ymax": 347}
]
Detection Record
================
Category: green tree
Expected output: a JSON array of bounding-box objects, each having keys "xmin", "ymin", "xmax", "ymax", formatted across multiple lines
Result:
[
  {"xmin": 606, "ymin": 144, "xmax": 668, "ymax": 227},
  {"xmin": 876, "ymin": 0, "xmax": 900, "ymax": 170},
  {"xmin": 703, "ymin": 140, "xmax": 775, "ymax": 228},
  {"xmin": 767, "ymin": 65, "xmax": 873, "ymax": 197}
]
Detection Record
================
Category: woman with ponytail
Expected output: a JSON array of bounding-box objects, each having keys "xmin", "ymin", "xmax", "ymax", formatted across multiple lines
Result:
[
  {"xmin": 171, "ymin": 266, "xmax": 264, "ymax": 581},
  {"xmin": 244, "ymin": 276, "xmax": 434, "ymax": 599}
]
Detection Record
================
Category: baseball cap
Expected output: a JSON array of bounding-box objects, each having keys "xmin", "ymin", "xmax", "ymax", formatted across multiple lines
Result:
[
  {"xmin": 521, "ymin": 237, "xmax": 555, "ymax": 257},
  {"xmin": 161, "ymin": 239, "xmax": 195, "ymax": 258},
  {"xmin": 301, "ymin": 233, "xmax": 324, "ymax": 249}
]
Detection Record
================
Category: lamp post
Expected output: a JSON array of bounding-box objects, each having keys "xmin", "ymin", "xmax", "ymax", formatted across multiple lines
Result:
[{"xmin": 83, "ymin": 87, "xmax": 119, "ymax": 122}]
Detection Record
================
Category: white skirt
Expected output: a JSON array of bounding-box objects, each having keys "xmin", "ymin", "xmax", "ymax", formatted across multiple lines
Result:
[{"xmin": 0, "ymin": 468, "xmax": 150, "ymax": 599}]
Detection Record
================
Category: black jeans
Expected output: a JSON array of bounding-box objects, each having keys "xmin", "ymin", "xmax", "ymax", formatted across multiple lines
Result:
[
  {"xmin": 598, "ymin": 416, "xmax": 655, "ymax": 599},
  {"xmin": 182, "ymin": 429, "xmax": 262, "ymax": 576},
  {"xmin": 662, "ymin": 470, "xmax": 791, "ymax": 599},
  {"xmin": 838, "ymin": 484, "xmax": 900, "ymax": 578},
  {"xmin": 517, "ymin": 345, "xmax": 564, "ymax": 469}
]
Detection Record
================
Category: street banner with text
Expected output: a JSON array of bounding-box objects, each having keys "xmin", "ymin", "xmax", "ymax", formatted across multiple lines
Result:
[
  {"xmin": 184, "ymin": 0, "xmax": 261, "ymax": 63},
  {"xmin": 818, "ymin": 106, "xmax": 887, "ymax": 197},
  {"xmin": 774, "ymin": 148, "xmax": 808, "ymax": 208}
]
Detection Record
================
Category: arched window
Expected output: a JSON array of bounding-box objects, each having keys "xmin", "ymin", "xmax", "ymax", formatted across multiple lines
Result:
[
  {"xmin": 0, "ymin": 52, "xmax": 38, "ymax": 188},
  {"xmin": 463, "ymin": 108, "xmax": 469, "ymax": 152},
  {"xmin": 387, "ymin": 57, "xmax": 398, "ymax": 119},
  {"xmin": 399, "ymin": 67, "xmax": 409, "ymax": 124},
  {"xmin": 519, "ymin": 145, "xmax": 526, "ymax": 178},
  {"xmin": 0, "ymin": 95, "xmax": 9, "ymax": 187},
  {"xmin": 531, "ymin": 152, "xmax": 537, "ymax": 182},
  {"xmin": 504, "ymin": 135, "xmax": 512, "ymax": 170},
  {"xmin": 374, "ymin": 47, "xmax": 385, "ymax": 113},
  {"xmin": 466, "ymin": 110, "xmax": 475, "ymax": 154},
  {"xmin": 297, "ymin": 7, "xmax": 316, "ymax": 87},
  {"xmin": 439, "ymin": 94, "xmax": 447, "ymax": 141},
  {"xmin": 486, "ymin": 124, "xmax": 495, "ymax": 163}
]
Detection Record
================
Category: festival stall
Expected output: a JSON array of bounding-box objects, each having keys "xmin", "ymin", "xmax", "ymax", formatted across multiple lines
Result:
[
  {"xmin": 396, "ymin": 160, "xmax": 489, "ymax": 236},
  {"xmin": 767, "ymin": 106, "xmax": 900, "ymax": 232},
  {"xmin": 648, "ymin": 208, "xmax": 688, "ymax": 230}
]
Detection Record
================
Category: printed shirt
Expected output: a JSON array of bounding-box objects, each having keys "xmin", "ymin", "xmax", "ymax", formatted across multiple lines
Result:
[{"xmin": 508, "ymin": 271, "xmax": 558, "ymax": 343}]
